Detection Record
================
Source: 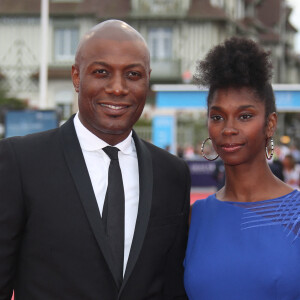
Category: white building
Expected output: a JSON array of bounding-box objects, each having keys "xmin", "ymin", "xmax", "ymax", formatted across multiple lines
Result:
[{"xmin": 0, "ymin": 0, "xmax": 298, "ymax": 118}]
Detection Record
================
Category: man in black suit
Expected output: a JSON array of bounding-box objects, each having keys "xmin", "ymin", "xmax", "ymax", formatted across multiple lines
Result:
[{"xmin": 0, "ymin": 20, "xmax": 190, "ymax": 299}]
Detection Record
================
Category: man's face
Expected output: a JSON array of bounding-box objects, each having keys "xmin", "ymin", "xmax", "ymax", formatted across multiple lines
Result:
[{"xmin": 72, "ymin": 36, "xmax": 150, "ymax": 145}]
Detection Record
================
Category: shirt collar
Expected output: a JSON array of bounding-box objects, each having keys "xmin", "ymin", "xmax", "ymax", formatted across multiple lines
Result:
[{"xmin": 74, "ymin": 112, "xmax": 134, "ymax": 155}]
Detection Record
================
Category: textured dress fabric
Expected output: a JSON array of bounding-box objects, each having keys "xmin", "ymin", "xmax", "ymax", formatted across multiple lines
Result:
[{"xmin": 184, "ymin": 190, "xmax": 300, "ymax": 300}]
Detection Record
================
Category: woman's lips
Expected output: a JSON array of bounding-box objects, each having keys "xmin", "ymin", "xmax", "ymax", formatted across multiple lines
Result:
[{"xmin": 220, "ymin": 144, "xmax": 244, "ymax": 152}]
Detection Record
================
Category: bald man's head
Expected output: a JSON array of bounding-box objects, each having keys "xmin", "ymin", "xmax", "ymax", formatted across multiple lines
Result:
[
  {"xmin": 71, "ymin": 19, "xmax": 151, "ymax": 145},
  {"xmin": 75, "ymin": 20, "xmax": 150, "ymax": 68}
]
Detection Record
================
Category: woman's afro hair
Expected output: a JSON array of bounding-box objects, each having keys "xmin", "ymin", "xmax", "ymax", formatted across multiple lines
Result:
[
  {"xmin": 194, "ymin": 36, "xmax": 273, "ymax": 89},
  {"xmin": 194, "ymin": 36, "xmax": 276, "ymax": 116}
]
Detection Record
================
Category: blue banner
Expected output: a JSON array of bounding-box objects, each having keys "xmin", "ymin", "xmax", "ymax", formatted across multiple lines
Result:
[
  {"xmin": 5, "ymin": 110, "xmax": 58, "ymax": 138},
  {"xmin": 155, "ymin": 86, "xmax": 300, "ymax": 111},
  {"xmin": 152, "ymin": 115, "xmax": 176, "ymax": 153},
  {"xmin": 274, "ymin": 91, "xmax": 300, "ymax": 110},
  {"xmin": 157, "ymin": 91, "xmax": 207, "ymax": 109}
]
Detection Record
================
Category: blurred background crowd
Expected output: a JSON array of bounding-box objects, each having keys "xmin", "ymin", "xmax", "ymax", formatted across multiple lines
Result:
[{"xmin": 180, "ymin": 141, "xmax": 300, "ymax": 190}]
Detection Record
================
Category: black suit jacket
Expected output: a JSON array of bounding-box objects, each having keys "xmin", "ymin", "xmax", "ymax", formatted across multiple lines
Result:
[{"xmin": 0, "ymin": 116, "xmax": 190, "ymax": 300}]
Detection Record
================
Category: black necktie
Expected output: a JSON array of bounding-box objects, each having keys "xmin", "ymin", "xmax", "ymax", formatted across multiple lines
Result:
[{"xmin": 102, "ymin": 146, "xmax": 124, "ymax": 288}]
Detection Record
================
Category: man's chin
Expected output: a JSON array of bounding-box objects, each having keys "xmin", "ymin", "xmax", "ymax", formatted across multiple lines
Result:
[{"xmin": 101, "ymin": 128, "xmax": 128, "ymax": 135}]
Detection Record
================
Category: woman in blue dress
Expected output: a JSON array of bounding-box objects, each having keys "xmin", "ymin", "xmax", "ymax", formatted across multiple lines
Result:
[{"xmin": 184, "ymin": 37, "xmax": 300, "ymax": 300}]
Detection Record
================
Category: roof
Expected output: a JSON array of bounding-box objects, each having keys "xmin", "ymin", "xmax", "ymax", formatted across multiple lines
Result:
[
  {"xmin": 238, "ymin": 16, "xmax": 266, "ymax": 32},
  {"xmin": 257, "ymin": 0, "xmax": 282, "ymax": 27},
  {"xmin": 256, "ymin": 0, "xmax": 297, "ymax": 38},
  {"xmin": 259, "ymin": 31, "xmax": 280, "ymax": 43},
  {"xmin": 0, "ymin": 0, "xmax": 229, "ymax": 21},
  {"xmin": 187, "ymin": 0, "xmax": 227, "ymax": 20},
  {"xmin": 245, "ymin": 0, "xmax": 263, "ymax": 5},
  {"xmin": 287, "ymin": 20, "xmax": 297, "ymax": 33},
  {"xmin": 0, "ymin": 0, "xmax": 131, "ymax": 18}
]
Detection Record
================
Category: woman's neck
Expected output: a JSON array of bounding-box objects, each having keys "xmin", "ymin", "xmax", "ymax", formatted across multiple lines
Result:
[{"xmin": 216, "ymin": 159, "xmax": 292, "ymax": 202}]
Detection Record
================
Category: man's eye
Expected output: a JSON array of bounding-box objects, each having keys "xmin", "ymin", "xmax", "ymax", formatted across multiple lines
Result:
[
  {"xmin": 127, "ymin": 71, "xmax": 141, "ymax": 79},
  {"xmin": 94, "ymin": 69, "xmax": 108, "ymax": 75}
]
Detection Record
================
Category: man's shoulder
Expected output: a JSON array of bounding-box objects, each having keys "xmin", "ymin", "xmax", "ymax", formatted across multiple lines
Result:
[
  {"xmin": 1, "ymin": 117, "xmax": 74, "ymax": 147},
  {"xmin": 3, "ymin": 127, "xmax": 59, "ymax": 144},
  {"xmin": 0, "ymin": 127, "xmax": 62, "ymax": 158}
]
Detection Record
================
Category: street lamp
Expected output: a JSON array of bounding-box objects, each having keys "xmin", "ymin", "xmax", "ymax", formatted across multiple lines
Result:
[{"xmin": 39, "ymin": 0, "xmax": 49, "ymax": 109}]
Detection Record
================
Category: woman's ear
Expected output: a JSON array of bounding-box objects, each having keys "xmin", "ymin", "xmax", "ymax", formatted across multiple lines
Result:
[{"xmin": 266, "ymin": 112, "xmax": 277, "ymax": 138}]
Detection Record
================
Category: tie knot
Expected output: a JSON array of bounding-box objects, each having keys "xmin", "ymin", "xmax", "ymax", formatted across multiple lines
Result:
[{"xmin": 103, "ymin": 146, "xmax": 119, "ymax": 160}]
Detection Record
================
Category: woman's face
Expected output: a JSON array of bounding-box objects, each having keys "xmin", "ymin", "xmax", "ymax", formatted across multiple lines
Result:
[{"xmin": 208, "ymin": 87, "xmax": 275, "ymax": 166}]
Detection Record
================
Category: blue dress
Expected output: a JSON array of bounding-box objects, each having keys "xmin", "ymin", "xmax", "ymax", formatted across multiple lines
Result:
[{"xmin": 184, "ymin": 190, "xmax": 300, "ymax": 300}]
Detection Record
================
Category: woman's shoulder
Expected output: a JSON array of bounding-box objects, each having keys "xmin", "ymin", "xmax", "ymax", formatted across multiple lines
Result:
[
  {"xmin": 193, "ymin": 194, "xmax": 216, "ymax": 207},
  {"xmin": 190, "ymin": 194, "xmax": 216, "ymax": 216},
  {"xmin": 255, "ymin": 190, "xmax": 300, "ymax": 211},
  {"xmin": 282, "ymin": 189, "xmax": 300, "ymax": 201}
]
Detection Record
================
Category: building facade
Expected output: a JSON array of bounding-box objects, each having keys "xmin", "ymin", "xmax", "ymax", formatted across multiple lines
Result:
[{"xmin": 0, "ymin": 0, "xmax": 299, "ymax": 116}]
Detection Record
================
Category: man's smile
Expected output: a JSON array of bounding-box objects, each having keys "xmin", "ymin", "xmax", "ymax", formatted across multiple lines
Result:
[{"xmin": 100, "ymin": 103, "xmax": 129, "ymax": 110}]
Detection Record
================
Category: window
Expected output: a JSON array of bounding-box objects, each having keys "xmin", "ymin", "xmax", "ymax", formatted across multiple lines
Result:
[
  {"xmin": 51, "ymin": 0, "xmax": 82, "ymax": 2},
  {"xmin": 148, "ymin": 28, "xmax": 172, "ymax": 60},
  {"xmin": 210, "ymin": 0, "xmax": 224, "ymax": 8},
  {"xmin": 57, "ymin": 103, "xmax": 72, "ymax": 119},
  {"xmin": 55, "ymin": 90, "xmax": 73, "ymax": 119},
  {"xmin": 148, "ymin": 0, "xmax": 176, "ymax": 13},
  {"xmin": 54, "ymin": 27, "xmax": 79, "ymax": 62}
]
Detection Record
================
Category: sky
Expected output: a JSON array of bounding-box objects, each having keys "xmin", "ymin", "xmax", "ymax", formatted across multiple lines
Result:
[{"xmin": 287, "ymin": 0, "xmax": 300, "ymax": 52}]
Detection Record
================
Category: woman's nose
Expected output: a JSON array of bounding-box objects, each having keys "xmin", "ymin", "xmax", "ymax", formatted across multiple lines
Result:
[{"xmin": 222, "ymin": 120, "xmax": 238, "ymax": 135}]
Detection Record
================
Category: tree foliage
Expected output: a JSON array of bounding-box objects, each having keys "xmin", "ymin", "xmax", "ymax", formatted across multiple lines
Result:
[{"xmin": 0, "ymin": 88, "xmax": 28, "ymax": 124}]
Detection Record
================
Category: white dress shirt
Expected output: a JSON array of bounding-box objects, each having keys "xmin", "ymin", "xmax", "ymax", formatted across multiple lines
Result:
[{"xmin": 74, "ymin": 113, "xmax": 139, "ymax": 274}]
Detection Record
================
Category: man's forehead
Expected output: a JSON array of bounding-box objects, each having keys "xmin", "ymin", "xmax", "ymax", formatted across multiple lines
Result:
[
  {"xmin": 83, "ymin": 35, "xmax": 146, "ymax": 49},
  {"xmin": 78, "ymin": 38, "xmax": 148, "ymax": 60},
  {"xmin": 76, "ymin": 31, "xmax": 149, "ymax": 66},
  {"xmin": 80, "ymin": 20, "xmax": 147, "ymax": 50},
  {"xmin": 89, "ymin": 22, "xmax": 143, "ymax": 41}
]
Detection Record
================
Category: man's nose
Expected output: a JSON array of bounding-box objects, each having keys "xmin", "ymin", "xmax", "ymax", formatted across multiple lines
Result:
[{"xmin": 105, "ymin": 73, "xmax": 129, "ymax": 96}]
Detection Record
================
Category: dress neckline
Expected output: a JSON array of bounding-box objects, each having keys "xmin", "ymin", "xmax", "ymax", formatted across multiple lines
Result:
[{"xmin": 212, "ymin": 189, "xmax": 299, "ymax": 206}]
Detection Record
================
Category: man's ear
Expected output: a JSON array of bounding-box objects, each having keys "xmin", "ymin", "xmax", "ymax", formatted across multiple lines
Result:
[
  {"xmin": 266, "ymin": 112, "xmax": 277, "ymax": 138},
  {"xmin": 71, "ymin": 64, "xmax": 80, "ymax": 93}
]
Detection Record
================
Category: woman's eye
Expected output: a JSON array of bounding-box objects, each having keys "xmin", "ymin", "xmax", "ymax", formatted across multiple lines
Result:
[
  {"xmin": 240, "ymin": 114, "xmax": 252, "ymax": 120},
  {"xmin": 210, "ymin": 115, "xmax": 223, "ymax": 121}
]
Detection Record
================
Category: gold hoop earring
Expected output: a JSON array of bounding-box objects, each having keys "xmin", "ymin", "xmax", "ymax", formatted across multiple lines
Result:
[
  {"xmin": 201, "ymin": 137, "xmax": 219, "ymax": 161},
  {"xmin": 265, "ymin": 137, "xmax": 274, "ymax": 160}
]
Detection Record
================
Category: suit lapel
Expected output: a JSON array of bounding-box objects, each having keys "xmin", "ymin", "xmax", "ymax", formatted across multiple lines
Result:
[
  {"xmin": 59, "ymin": 116, "xmax": 121, "ymax": 287},
  {"xmin": 120, "ymin": 131, "xmax": 153, "ymax": 293}
]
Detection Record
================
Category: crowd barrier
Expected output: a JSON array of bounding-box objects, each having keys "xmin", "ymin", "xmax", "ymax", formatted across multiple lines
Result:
[
  {"xmin": 186, "ymin": 159, "xmax": 300, "ymax": 188},
  {"xmin": 186, "ymin": 160, "xmax": 219, "ymax": 188}
]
